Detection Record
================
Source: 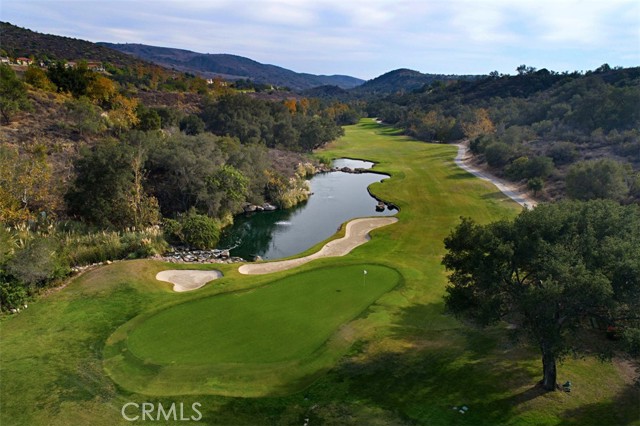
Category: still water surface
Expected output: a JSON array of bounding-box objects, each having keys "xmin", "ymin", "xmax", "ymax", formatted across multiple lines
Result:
[{"xmin": 218, "ymin": 159, "xmax": 396, "ymax": 260}]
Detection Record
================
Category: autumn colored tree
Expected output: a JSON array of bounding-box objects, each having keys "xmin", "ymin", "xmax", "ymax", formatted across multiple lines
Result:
[
  {"xmin": 461, "ymin": 108, "xmax": 495, "ymax": 140},
  {"xmin": 107, "ymin": 94, "xmax": 140, "ymax": 134},
  {"xmin": 0, "ymin": 145, "xmax": 57, "ymax": 224},
  {"xmin": 24, "ymin": 66, "xmax": 56, "ymax": 91},
  {"xmin": 86, "ymin": 75, "xmax": 117, "ymax": 106},
  {"xmin": 283, "ymin": 98, "xmax": 297, "ymax": 114}
]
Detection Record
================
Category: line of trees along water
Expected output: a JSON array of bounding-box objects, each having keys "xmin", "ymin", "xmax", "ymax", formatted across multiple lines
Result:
[{"xmin": 1, "ymin": 60, "xmax": 366, "ymax": 309}]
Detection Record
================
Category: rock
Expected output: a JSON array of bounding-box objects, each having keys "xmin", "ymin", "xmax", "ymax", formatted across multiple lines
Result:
[
  {"xmin": 255, "ymin": 205, "xmax": 265, "ymax": 212},
  {"xmin": 253, "ymin": 255, "xmax": 263, "ymax": 262},
  {"xmin": 341, "ymin": 167, "xmax": 352, "ymax": 173},
  {"xmin": 243, "ymin": 204, "xmax": 258, "ymax": 213},
  {"xmin": 263, "ymin": 203, "xmax": 277, "ymax": 211},
  {"xmin": 376, "ymin": 201, "xmax": 386, "ymax": 212}
]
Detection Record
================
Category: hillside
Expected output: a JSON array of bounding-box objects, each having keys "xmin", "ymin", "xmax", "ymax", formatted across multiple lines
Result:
[
  {"xmin": 99, "ymin": 43, "xmax": 364, "ymax": 91},
  {"xmin": 352, "ymin": 68, "xmax": 480, "ymax": 95},
  {"xmin": 372, "ymin": 66, "xmax": 640, "ymax": 201},
  {"xmin": 0, "ymin": 22, "xmax": 144, "ymax": 68}
]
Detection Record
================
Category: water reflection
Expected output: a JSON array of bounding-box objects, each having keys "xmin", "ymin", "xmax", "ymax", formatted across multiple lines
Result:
[{"xmin": 218, "ymin": 159, "xmax": 395, "ymax": 260}]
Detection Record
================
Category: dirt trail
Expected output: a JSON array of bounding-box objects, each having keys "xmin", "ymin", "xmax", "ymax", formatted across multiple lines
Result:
[{"xmin": 455, "ymin": 142, "xmax": 538, "ymax": 209}]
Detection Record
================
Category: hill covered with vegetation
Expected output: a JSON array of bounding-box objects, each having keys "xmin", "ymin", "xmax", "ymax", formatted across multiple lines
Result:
[
  {"xmin": 0, "ymin": 22, "xmax": 144, "ymax": 68},
  {"xmin": 99, "ymin": 42, "xmax": 365, "ymax": 91},
  {"xmin": 351, "ymin": 67, "xmax": 479, "ymax": 95},
  {"xmin": 368, "ymin": 65, "xmax": 640, "ymax": 201}
]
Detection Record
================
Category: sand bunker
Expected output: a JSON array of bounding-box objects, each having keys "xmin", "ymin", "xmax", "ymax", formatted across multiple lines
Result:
[
  {"xmin": 238, "ymin": 216, "xmax": 398, "ymax": 275},
  {"xmin": 156, "ymin": 270, "xmax": 223, "ymax": 292}
]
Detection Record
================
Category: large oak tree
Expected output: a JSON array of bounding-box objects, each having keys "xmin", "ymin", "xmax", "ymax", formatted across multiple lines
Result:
[{"xmin": 442, "ymin": 200, "xmax": 640, "ymax": 390}]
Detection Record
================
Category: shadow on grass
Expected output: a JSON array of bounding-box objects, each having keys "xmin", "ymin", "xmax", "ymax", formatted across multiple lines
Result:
[
  {"xmin": 358, "ymin": 121, "xmax": 406, "ymax": 137},
  {"xmin": 557, "ymin": 383, "xmax": 640, "ymax": 426},
  {"xmin": 447, "ymin": 171, "xmax": 475, "ymax": 180},
  {"xmin": 292, "ymin": 302, "xmax": 546, "ymax": 425},
  {"xmin": 201, "ymin": 303, "xmax": 555, "ymax": 425},
  {"xmin": 481, "ymin": 191, "xmax": 510, "ymax": 201}
]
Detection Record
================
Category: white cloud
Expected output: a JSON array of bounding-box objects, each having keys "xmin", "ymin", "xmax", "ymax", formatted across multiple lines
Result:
[{"xmin": 2, "ymin": 0, "xmax": 638, "ymax": 77}]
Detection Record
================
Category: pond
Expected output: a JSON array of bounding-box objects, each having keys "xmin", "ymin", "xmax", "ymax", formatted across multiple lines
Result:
[{"xmin": 218, "ymin": 159, "xmax": 396, "ymax": 260}]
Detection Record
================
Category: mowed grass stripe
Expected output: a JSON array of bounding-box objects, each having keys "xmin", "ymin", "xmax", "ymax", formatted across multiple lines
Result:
[{"xmin": 125, "ymin": 264, "xmax": 400, "ymax": 365}]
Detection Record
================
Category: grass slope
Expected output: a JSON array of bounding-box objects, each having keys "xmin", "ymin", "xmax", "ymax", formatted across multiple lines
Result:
[{"xmin": 0, "ymin": 119, "xmax": 637, "ymax": 425}]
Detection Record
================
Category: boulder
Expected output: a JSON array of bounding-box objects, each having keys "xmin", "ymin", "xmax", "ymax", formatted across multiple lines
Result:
[{"xmin": 263, "ymin": 203, "xmax": 277, "ymax": 211}]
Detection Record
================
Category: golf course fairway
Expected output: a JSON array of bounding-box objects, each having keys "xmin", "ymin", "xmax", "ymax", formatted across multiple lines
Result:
[{"xmin": 1, "ymin": 119, "xmax": 637, "ymax": 425}]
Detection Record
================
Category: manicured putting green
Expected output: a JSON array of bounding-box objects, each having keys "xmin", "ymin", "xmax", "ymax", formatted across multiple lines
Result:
[{"xmin": 125, "ymin": 264, "xmax": 400, "ymax": 365}]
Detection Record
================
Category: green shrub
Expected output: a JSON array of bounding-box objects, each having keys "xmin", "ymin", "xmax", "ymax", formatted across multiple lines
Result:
[
  {"xmin": 548, "ymin": 141, "xmax": 578, "ymax": 165},
  {"xmin": 6, "ymin": 237, "xmax": 69, "ymax": 287},
  {"xmin": 484, "ymin": 142, "xmax": 513, "ymax": 167},
  {"xmin": 0, "ymin": 279, "xmax": 28, "ymax": 311},
  {"xmin": 162, "ymin": 218, "xmax": 183, "ymax": 245},
  {"xmin": 566, "ymin": 159, "xmax": 630, "ymax": 201},
  {"xmin": 181, "ymin": 213, "xmax": 220, "ymax": 249},
  {"xmin": 505, "ymin": 156, "xmax": 529, "ymax": 180},
  {"xmin": 525, "ymin": 156, "xmax": 554, "ymax": 179},
  {"xmin": 63, "ymin": 231, "xmax": 123, "ymax": 265},
  {"xmin": 63, "ymin": 227, "xmax": 167, "ymax": 265}
]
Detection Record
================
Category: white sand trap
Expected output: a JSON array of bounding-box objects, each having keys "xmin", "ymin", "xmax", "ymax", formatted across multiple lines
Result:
[
  {"xmin": 238, "ymin": 217, "xmax": 398, "ymax": 275},
  {"xmin": 156, "ymin": 270, "xmax": 223, "ymax": 292}
]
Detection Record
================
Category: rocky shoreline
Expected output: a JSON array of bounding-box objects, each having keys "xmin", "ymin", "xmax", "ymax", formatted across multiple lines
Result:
[{"xmin": 156, "ymin": 247, "xmax": 245, "ymax": 264}]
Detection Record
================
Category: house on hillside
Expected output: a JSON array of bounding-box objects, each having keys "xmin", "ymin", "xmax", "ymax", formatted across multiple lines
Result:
[
  {"xmin": 0, "ymin": 57, "xmax": 10, "ymax": 64},
  {"xmin": 16, "ymin": 57, "xmax": 33, "ymax": 66},
  {"xmin": 86, "ymin": 61, "xmax": 105, "ymax": 72}
]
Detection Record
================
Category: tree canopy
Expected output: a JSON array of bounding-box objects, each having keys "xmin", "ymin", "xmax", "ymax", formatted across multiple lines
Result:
[{"xmin": 442, "ymin": 200, "xmax": 640, "ymax": 390}]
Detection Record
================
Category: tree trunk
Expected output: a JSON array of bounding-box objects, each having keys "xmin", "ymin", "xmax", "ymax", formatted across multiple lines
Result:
[{"xmin": 541, "ymin": 345, "xmax": 557, "ymax": 391}]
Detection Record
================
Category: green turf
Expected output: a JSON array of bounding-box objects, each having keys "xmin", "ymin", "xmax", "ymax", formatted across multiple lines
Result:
[
  {"xmin": 125, "ymin": 265, "xmax": 400, "ymax": 365},
  {"xmin": 1, "ymin": 119, "xmax": 637, "ymax": 425}
]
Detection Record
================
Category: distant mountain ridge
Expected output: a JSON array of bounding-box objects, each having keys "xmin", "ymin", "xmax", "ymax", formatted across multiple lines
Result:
[
  {"xmin": 351, "ymin": 68, "xmax": 481, "ymax": 95},
  {"xmin": 98, "ymin": 43, "xmax": 364, "ymax": 91},
  {"xmin": 2, "ymin": 21, "xmax": 479, "ymax": 95}
]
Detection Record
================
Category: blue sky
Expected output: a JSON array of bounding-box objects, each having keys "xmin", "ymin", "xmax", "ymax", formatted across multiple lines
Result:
[{"xmin": 2, "ymin": 0, "xmax": 639, "ymax": 79}]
